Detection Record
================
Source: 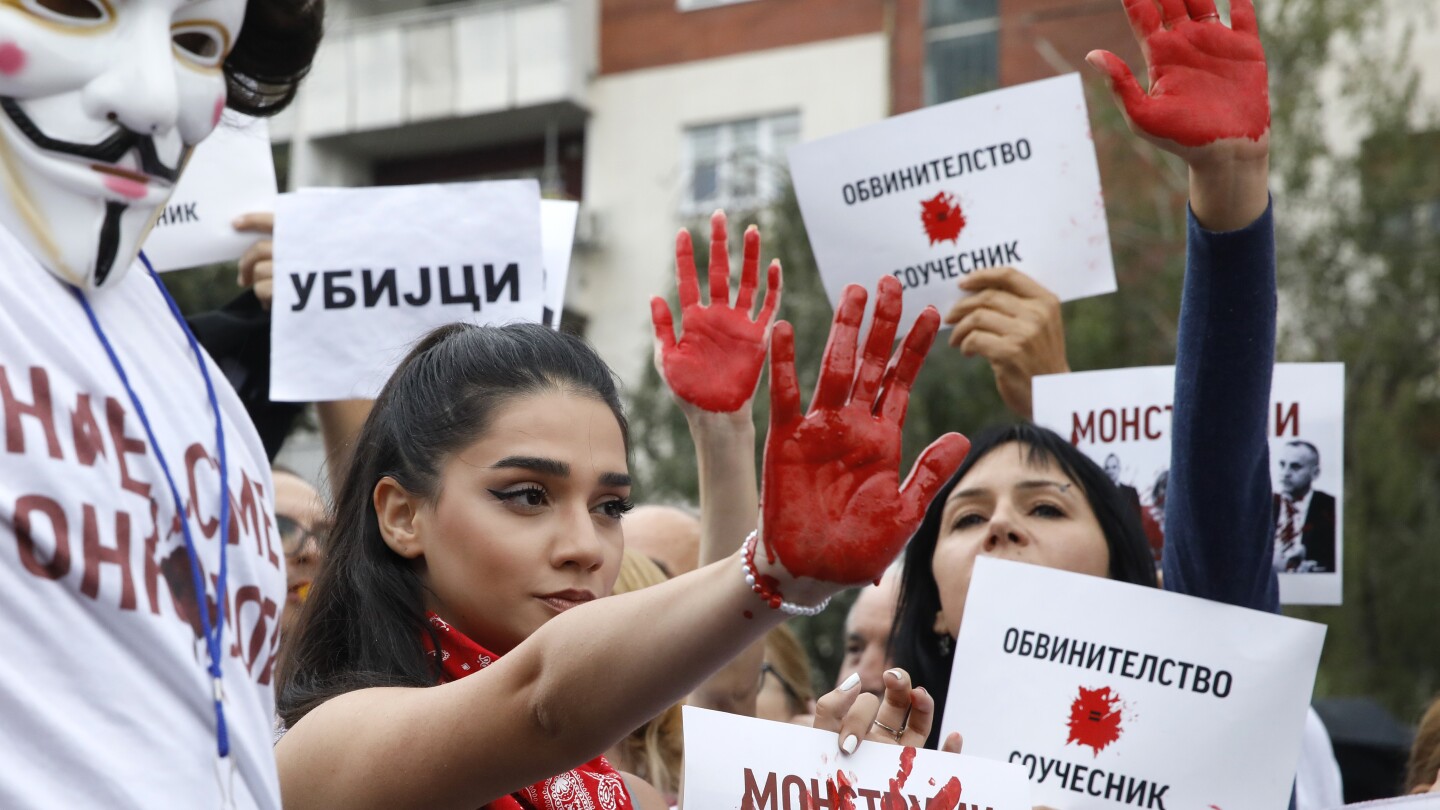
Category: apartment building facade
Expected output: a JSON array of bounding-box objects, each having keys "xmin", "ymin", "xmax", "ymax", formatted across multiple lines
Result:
[{"xmin": 269, "ymin": 0, "xmax": 1155, "ymax": 388}]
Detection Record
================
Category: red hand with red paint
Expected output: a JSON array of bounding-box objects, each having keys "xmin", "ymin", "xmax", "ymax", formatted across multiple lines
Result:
[
  {"xmin": 760, "ymin": 276, "xmax": 970, "ymax": 585},
  {"xmin": 1086, "ymin": 0, "xmax": 1268, "ymax": 152},
  {"xmin": 652, "ymin": 210, "xmax": 782, "ymax": 414}
]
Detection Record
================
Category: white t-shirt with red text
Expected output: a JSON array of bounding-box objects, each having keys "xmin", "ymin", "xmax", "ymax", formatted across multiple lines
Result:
[{"xmin": 0, "ymin": 225, "xmax": 285, "ymax": 808}]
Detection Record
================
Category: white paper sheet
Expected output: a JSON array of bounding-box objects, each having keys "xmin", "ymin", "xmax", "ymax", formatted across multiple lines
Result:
[
  {"xmin": 787, "ymin": 73, "xmax": 1116, "ymax": 333},
  {"xmin": 682, "ymin": 706, "xmax": 1033, "ymax": 809},
  {"xmin": 143, "ymin": 113, "xmax": 277, "ymax": 272},
  {"xmin": 270, "ymin": 180, "xmax": 543, "ymax": 401},
  {"xmin": 541, "ymin": 199, "xmax": 579, "ymax": 329},
  {"xmin": 942, "ymin": 557, "xmax": 1326, "ymax": 809}
]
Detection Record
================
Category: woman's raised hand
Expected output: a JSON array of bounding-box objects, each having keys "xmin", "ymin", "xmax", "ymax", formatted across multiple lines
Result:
[
  {"xmin": 1087, "ymin": 0, "xmax": 1270, "ymax": 232},
  {"xmin": 1085, "ymin": 0, "xmax": 1268, "ymax": 158},
  {"xmin": 760, "ymin": 276, "xmax": 970, "ymax": 586},
  {"xmin": 651, "ymin": 210, "xmax": 782, "ymax": 414}
]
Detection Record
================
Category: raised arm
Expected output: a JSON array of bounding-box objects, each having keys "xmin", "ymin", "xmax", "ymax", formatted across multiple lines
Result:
[
  {"xmin": 1088, "ymin": 0, "xmax": 1277, "ymax": 609},
  {"xmin": 651, "ymin": 209, "xmax": 781, "ymax": 714},
  {"xmin": 276, "ymin": 278, "xmax": 968, "ymax": 810}
]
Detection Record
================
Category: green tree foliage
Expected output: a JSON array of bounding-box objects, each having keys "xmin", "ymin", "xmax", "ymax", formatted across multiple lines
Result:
[{"xmin": 1264, "ymin": 0, "xmax": 1440, "ymax": 721}]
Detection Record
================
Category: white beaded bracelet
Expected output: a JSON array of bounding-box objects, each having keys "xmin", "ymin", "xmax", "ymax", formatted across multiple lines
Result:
[{"xmin": 740, "ymin": 530, "xmax": 832, "ymax": 617}]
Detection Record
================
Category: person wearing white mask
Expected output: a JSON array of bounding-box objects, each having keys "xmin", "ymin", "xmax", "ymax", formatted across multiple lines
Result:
[{"xmin": 0, "ymin": 0, "xmax": 322, "ymax": 806}]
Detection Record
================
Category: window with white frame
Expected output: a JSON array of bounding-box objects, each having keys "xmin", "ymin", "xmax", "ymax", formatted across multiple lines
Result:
[
  {"xmin": 677, "ymin": 0, "xmax": 762, "ymax": 11},
  {"xmin": 925, "ymin": 0, "xmax": 1000, "ymax": 106},
  {"xmin": 683, "ymin": 112, "xmax": 800, "ymax": 214}
]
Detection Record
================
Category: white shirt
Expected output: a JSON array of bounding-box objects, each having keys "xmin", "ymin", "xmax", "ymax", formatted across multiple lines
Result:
[{"xmin": 0, "ymin": 226, "xmax": 284, "ymax": 808}]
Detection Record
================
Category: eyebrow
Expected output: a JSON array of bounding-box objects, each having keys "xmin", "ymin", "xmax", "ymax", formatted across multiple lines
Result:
[
  {"xmin": 948, "ymin": 479, "xmax": 1074, "ymax": 502},
  {"xmin": 491, "ymin": 456, "xmax": 569, "ymax": 477},
  {"xmin": 490, "ymin": 456, "xmax": 631, "ymax": 489}
]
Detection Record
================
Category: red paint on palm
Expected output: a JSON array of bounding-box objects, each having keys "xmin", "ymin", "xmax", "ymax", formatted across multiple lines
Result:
[
  {"xmin": 652, "ymin": 210, "xmax": 782, "ymax": 413},
  {"xmin": 920, "ymin": 192, "xmax": 966, "ymax": 245},
  {"xmin": 1066, "ymin": 685, "xmax": 1124, "ymax": 756},
  {"xmin": 1090, "ymin": 0, "xmax": 1268, "ymax": 147},
  {"xmin": 761, "ymin": 276, "xmax": 970, "ymax": 584}
]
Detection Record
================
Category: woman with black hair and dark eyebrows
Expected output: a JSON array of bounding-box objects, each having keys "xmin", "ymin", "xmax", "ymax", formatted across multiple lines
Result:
[
  {"xmin": 274, "ymin": 253, "xmax": 968, "ymax": 808},
  {"xmin": 0, "ymin": 0, "xmax": 321, "ymax": 807},
  {"xmin": 812, "ymin": 0, "xmax": 1283, "ymax": 764}
]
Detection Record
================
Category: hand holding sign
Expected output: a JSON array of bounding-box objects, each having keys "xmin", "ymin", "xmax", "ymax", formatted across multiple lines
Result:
[
  {"xmin": 235, "ymin": 212, "xmax": 275, "ymax": 310},
  {"xmin": 651, "ymin": 210, "xmax": 782, "ymax": 414},
  {"xmin": 945, "ymin": 266, "xmax": 1069, "ymax": 420},
  {"xmin": 761, "ymin": 276, "xmax": 970, "ymax": 585},
  {"xmin": 1087, "ymin": 0, "xmax": 1270, "ymax": 231},
  {"xmin": 813, "ymin": 666, "xmax": 962, "ymax": 754}
]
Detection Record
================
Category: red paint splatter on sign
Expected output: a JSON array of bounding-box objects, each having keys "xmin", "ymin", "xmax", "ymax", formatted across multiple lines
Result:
[
  {"xmin": 927, "ymin": 777, "xmax": 964, "ymax": 810},
  {"xmin": 1066, "ymin": 685, "xmax": 1124, "ymax": 756},
  {"xmin": 0, "ymin": 42, "xmax": 26, "ymax": 76},
  {"xmin": 830, "ymin": 770, "xmax": 857, "ymax": 810},
  {"xmin": 920, "ymin": 192, "xmax": 966, "ymax": 245},
  {"xmin": 742, "ymin": 610, "xmax": 753, "ymax": 619},
  {"xmin": 873, "ymin": 746, "xmax": 918, "ymax": 810}
]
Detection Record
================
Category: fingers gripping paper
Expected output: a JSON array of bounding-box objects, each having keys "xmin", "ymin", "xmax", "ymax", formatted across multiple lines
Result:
[
  {"xmin": 270, "ymin": 181, "xmax": 543, "ymax": 402},
  {"xmin": 786, "ymin": 74, "xmax": 1116, "ymax": 334},
  {"xmin": 941, "ymin": 558, "xmax": 1326, "ymax": 809},
  {"xmin": 681, "ymin": 706, "xmax": 1033, "ymax": 809}
]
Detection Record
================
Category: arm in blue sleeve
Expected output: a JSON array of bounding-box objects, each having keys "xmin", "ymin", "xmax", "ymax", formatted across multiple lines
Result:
[{"xmin": 1161, "ymin": 199, "xmax": 1281, "ymax": 614}]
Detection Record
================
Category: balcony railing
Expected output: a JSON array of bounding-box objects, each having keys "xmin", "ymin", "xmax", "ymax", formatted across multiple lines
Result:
[{"xmin": 272, "ymin": 0, "xmax": 594, "ymax": 142}]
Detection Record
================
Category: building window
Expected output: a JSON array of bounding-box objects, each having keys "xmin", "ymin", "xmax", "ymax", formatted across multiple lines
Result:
[
  {"xmin": 925, "ymin": 0, "xmax": 1000, "ymax": 105},
  {"xmin": 677, "ymin": 0, "xmax": 761, "ymax": 11},
  {"xmin": 683, "ymin": 112, "xmax": 800, "ymax": 214}
]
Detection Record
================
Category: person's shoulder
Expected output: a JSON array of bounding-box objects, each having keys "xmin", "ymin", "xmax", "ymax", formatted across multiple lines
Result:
[
  {"xmin": 1312, "ymin": 490, "xmax": 1336, "ymax": 509},
  {"xmin": 617, "ymin": 771, "xmax": 669, "ymax": 810}
]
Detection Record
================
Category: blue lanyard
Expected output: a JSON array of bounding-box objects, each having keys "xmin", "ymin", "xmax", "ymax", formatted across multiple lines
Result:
[{"xmin": 68, "ymin": 251, "xmax": 232, "ymax": 760}]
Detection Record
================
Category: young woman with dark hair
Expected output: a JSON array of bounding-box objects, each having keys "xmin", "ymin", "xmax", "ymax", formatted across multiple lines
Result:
[
  {"xmin": 886, "ymin": 423, "xmax": 1159, "ymax": 746},
  {"xmin": 814, "ymin": 0, "xmax": 1284, "ymax": 765},
  {"xmin": 275, "ymin": 264, "xmax": 968, "ymax": 808}
]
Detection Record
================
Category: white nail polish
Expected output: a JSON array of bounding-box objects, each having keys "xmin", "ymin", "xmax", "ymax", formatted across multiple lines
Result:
[
  {"xmin": 841, "ymin": 735, "xmax": 858, "ymax": 754},
  {"xmin": 885, "ymin": 668, "xmax": 904, "ymax": 683},
  {"xmin": 839, "ymin": 672, "xmax": 860, "ymax": 692}
]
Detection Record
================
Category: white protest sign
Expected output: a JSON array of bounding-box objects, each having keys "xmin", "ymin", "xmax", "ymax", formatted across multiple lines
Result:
[
  {"xmin": 787, "ymin": 73, "xmax": 1115, "ymax": 333},
  {"xmin": 682, "ymin": 706, "xmax": 1032, "ymax": 810},
  {"xmin": 541, "ymin": 199, "xmax": 579, "ymax": 329},
  {"xmin": 143, "ymin": 112, "xmax": 277, "ymax": 272},
  {"xmin": 942, "ymin": 557, "xmax": 1326, "ymax": 809},
  {"xmin": 270, "ymin": 180, "xmax": 543, "ymax": 402},
  {"xmin": 1031, "ymin": 363, "xmax": 1346, "ymax": 605}
]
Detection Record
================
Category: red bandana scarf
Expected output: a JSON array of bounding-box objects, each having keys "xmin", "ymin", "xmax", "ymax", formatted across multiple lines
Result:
[{"xmin": 422, "ymin": 613, "xmax": 634, "ymax": 810}]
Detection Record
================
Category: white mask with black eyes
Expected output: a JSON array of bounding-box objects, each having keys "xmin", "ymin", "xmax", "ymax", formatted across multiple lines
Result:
[{"xmin": 0, "ymin": 0, "xmax": 244, "ymax": 289}]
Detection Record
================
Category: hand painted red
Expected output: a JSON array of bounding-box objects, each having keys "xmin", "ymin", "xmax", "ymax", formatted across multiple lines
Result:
[
  {"xmin": 761, "ymin": 276, "xmax": 970, "ymax": 585},
  {"xmin": 652, "ymin": 210, "xmax": 782, "ymax": 413},
  {"xmin": 1086, "ymin": 0, "xmax": 1268, "ymax": 148}
]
